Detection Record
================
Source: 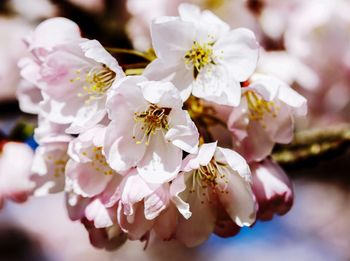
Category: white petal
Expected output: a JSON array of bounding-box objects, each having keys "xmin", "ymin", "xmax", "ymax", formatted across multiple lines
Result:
[
  {"xmin": 214, "ymin": 28, "xmax": 259, "ymax": 82},
  {"xmin": 165, "ymin": 110, "xmax": 199, "ymax": 154},
  {"xmin": 151, "ymin": 17, "xmax": 195, "ymax": 63},
  {"xmin": 217, "ymin": 168, "xmax": 256, "ymax": 227},
  {"xmin": 138, "ymin": 133, "xmax": 182, "ymax": 184},
  {"xmin": 215, "ymin": 147, "xmax": 251, "ymax": 183}
]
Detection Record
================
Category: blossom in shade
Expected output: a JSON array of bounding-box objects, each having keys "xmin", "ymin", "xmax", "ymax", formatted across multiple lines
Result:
[
  {"xmin": 105, "ymin": 76, "xmax": 199, "ymax": 184},
  {"xmin": 144, "ymin": 3, "xmax": 259, "ymax": 106},
  {"xmin": 250, "ymin": 159, "xmax": 294, "ymax": 221},
  {"xmin": 0, "ymin": 142, "xmax": 35, "ymax": 208},
  {"xmin": 66, "ymin": 125, "xmax": 122, "ymax": 198},
  {"xmin": 171, "ymin": 142, "xmax": 256, "ymax": 247},
  {"xmin": 228, "ymin": 73, "xmax": 307, "ymax": 162}
]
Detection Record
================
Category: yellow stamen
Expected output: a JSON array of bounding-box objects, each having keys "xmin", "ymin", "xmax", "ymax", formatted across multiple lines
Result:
[
  {"xmin": 243, "ymin": 90, "xmax": 280, "ymax": 126},
  {"xmin": 133, "ymin": 104, "xmax": 171, "ymax": 145},
  {"xmin": 184, "ymin": 41, "xmax": 215, "ymax": 78}
]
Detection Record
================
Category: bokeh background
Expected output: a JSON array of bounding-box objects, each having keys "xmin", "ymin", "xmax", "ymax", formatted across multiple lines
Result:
[{"xmin": 0, "ymin": 0, "xmax": 349, "ymax": 260}]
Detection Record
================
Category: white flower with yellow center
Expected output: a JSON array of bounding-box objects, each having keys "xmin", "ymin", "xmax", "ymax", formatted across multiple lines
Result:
[
  {"xmin": 104, "ymin": 76, "xmax": 199, "ymax": 184},
  {"xmin": 144, "ymin": 3, "xmax": 259, "ymax": 106}
]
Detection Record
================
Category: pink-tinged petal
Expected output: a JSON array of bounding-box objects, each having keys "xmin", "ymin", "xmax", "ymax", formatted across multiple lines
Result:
[
  {"xmin": 65, "ymin": 160, "xmax": 113, "ymax": 197},
  {"xmin": 82, "ymin": 219, "xmax": 126, "ymax": 251},
  {"xmin": 264, "ymin": 103, "xmax": 294, "ymax": 144},
  {"xmin": 215, "ymin": 147, "xmax": 251, "ymax": 182},
  {"xmin": 175, "ymin": 186, "xmax": 217, "ymax": 247},
  {"xmin": 214, "ymin": 28, "xmax": 259, "ymax": 82},
  {"xmin": 154, "ymin": 204, "xmax": 178, "ymax": 240},
  {"xmin": 216, "ymin": 167, "xmax": 256, "ymax": 227},
  {"xmin": 120, "ymin": 170, "xmax": 158, "ymax": 206},
  {"xmin": 65, "ymin": 99, "xmax": 106, "ymax": 134},
  {"xmin": 227, "ymin": 105, "xmax": 249, "ymax": 141},
  {"xmin": 237, "ymin": 120, "xmax": 275, "ymax": 162},
  {"xmin": 85, "ymin": 198, "xmax": 116, "ymax": 228},
  {"xmin": 29, "ymin": 17, "xmax": 81, "ymax": 51},
  {"xmin": 105, "ymin": 120, "xmax": 146, "ymax": 173},
  {"xmin": 137, "ymin": 133, "xmax": 182, "ymax": 184},
  {"xmin": 251, "ymin": 160, "xmax": 293, "ymax": 221},
  {"xmin": 151, "ymin": 17, "xmax": 195, "ymax": 63},
  {"xmin": 166, "ymin": 110, "xmax": 199, "ymax": 154},
  {"xmin": 169, "ymin": 173, "xmax": 191, "ymax": 219},
  {"xmin": 139, "ymin": 80, "xmax": 182, "ymax": 108},
  {"xmin": 117, "ymin": 202, "xmax": 154, "ymax": 240},
  {"xmin": 144, "ymin": 184, "xmax": 170, "ymax": 220}
]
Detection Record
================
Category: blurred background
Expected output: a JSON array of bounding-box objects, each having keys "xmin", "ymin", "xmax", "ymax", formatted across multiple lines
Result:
[{"xmin": 0, "ymin": 0, "xmax": 349, "ymax": 260}]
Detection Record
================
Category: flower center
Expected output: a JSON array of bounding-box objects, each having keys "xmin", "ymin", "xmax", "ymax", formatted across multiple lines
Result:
[
  {"xmin": 190, "ymin": 160, "xmax": 229, "ymax": 204},
  {"xmin": 243, "ymin": 90, "xmax": 279, "ymax": 125},
  {"xmin": 132, "ymin": 104, "xmax": 171, "ymax": 145},
  {"xmin": 71, "ymin": 64, "xmax": 116, "ymax": 104},
  {"xmin": 81, "ymin": 146, "xmax": 114, "ymax": 176},
  {"xmin": 184, "ymin": 41, "xmax": 214, "ymax": 78}
]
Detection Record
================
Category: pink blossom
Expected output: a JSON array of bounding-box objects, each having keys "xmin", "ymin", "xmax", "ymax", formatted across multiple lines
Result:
[
  {"xmin": 171, "ymin": 142, "xmax": 256, "ymax": 247},
  {"xmin": 19, "ymin": 17, "xmax": 125, "ymax": 134},
  {"xmin": 0, "ymin": 142, "xmax": 35, "ymax": 208},
  {"xmin": 105, "ymin": 76, "xmax": 199, "ymax": 184},
  {"xmin": 250, "ymin": 159, "xmax": 294, "ymax": 221},
  {"xmin": 228, "ymin": 74, "xmax": 307, "ymax": 162}
]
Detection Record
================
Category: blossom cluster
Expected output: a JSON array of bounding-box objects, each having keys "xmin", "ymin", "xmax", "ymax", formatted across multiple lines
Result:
[{"xmin": 16, "ymin": 4, "xmax": 307, "ymax": 249}]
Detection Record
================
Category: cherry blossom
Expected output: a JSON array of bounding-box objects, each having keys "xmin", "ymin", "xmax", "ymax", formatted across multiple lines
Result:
[
  {"xmin": 105, "ymin": 76, "xmax": 199, "ymax": 184},
  {"xmin": 144, "ymin": 3, "xmax": 259, "ymax": 106},
  {"xmin": 228, "ymin": 73, "xmax": 307, "ymax": 162},
  {"xmin": 171, "ymin": 142, "xmax": 256, "ymax": 247}
]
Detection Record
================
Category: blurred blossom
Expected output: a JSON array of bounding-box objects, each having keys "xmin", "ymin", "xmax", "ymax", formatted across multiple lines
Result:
[
  {"xmin": 284, "ymin": 0, "xmax": 350, "ymax": 124},
  {"xmin": 10, "ymin": 0, "xmax": 58, "ymax": 21},
  {"xmin": 0, "ymin": 17, "xmax": 32, "ymax": 102},
  {"xmin": 0, "ymin": 142, "xmax": 35, "ymax": 208}
]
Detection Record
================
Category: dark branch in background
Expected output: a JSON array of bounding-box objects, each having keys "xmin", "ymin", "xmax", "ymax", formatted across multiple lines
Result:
[{"xmin": 273, "ymin": 125, "xmax": 350, "ymax": 171}]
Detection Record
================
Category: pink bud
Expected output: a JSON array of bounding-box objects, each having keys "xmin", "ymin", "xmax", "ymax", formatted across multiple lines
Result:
[{"xmin": 251, "ymin": 159, "xmax": 293, "ymax": 221}]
